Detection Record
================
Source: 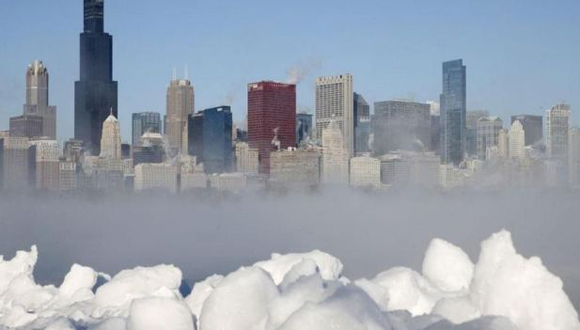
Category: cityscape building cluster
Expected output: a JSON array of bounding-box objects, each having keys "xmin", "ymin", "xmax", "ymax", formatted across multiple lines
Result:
[{"xmin": 1, "ymin": 0, "xmax": 580, "ymax": 195}]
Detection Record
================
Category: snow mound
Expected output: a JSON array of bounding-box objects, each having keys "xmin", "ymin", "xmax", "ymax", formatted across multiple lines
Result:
[{"xmin": 0, "ymin": 232, "xmax": 577, "ymax": 330}]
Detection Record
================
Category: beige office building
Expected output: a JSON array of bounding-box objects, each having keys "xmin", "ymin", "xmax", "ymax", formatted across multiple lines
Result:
[
  {"xmin": 316, "ymin": 74, "xmax": 354, "ymax": 157},
  {"xmin": 166, "ymin": 79, "xmax": 194, "ymax": 155}
]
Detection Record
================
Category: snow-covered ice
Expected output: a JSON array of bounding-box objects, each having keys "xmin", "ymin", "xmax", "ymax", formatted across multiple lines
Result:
[{"xmin": 0, "ymin": 230, "xmax": 577, "ymax": 330}]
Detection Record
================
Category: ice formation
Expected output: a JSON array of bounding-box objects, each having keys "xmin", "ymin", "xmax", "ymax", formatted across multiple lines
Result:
[{"xmin": 0, "ymin": 230, "xmax": 577, "ymax": 330}]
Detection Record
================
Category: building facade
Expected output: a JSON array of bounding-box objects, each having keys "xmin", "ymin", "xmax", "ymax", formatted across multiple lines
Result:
[
  {"xmin": 23, "ymin": 60, "xmax": 57, "ymax": 139},
  {"xmin": 235, "ymin": 142, "xmax": 259, "ymax": 175},
  {"xmin": 100, "ymin": 113, "xmax": 121, "ymax": 159},
  {"xmin": 30, "ymin": 140, "xmax": 60, "ymax": 191},
  {"xmin": 247, "ymin": 81, "xmax": 296, "ymax": 174},
  {"xmin": 511, "ymin": 115, "xmax": 543, "ymax": 146},
  {"xmin": 372, "ymin": 100, "xmax": 431, "ymax": 155},
  {"xmin": 476, "ymin": 116, "xmax": 503, "ymax": 160},
  {"xmin": 134, "ymin": 163, "xmax": 178, "ymax": 193},
  {"xmin": 354, "ymin": 93, "xmax": 371, "ymax": 154},
  {"xmin": 440, "ymin": 59, "xmax": 467, "ymax": 165},
  {"xmin": 74, "ymin": 0, "xmax": 118, "ymax": 154},
  {"xmin": 188, "ymin": 106, "xmax": 233, "ymax": 174},
  {"xmin": 269, "ymin": 148, "xmax": 321, "ymax": 188},
  {"xmin": 9, "ymin": 115, "xmax": 43, "ymax": 139},
  {"xmin": 132, "ymin": 112, "xmax": 161, "ymax": 147},
  {"xmin": 509, "ymin": 120, "xmax": 525, "ymax": 160},
  {"xmin": 316, "ymin": 74, "xmax": 354, "ymax": 157},
  {"xmin": 296, "ymin": 113, "xmax": 313, "ymax": 145},
  {"xmin": 349, "ymin": 156, "xmax": 381, "ymax": 188},
  {"xmin": 166, "ymin": 79, "xmax": 194, "ymax": 155},
  {"xmin": 322, "ymin": 121, "xmax": 349, "ymax": 184}
]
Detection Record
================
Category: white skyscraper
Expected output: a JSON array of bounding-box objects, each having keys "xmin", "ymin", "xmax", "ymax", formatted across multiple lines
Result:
[
  {"xmin": 322, "ymin": 121, "xmax": 349, "ymax": 184},
  {"xmin": 316, "ymin": 74, "xmax": 354, "ymax": 157},
  {"xmin": 509, "ymin": 120, "xmax": 525, "ymax": 160},
  {"xmin": 100, "ymin": 112, "xmax": 121, "ymax": 159}
]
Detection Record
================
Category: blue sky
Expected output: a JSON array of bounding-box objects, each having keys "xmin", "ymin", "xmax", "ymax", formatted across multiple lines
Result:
[{"xmin": 1, "ymin": 0, "xmax": 579, "ymax": 143}]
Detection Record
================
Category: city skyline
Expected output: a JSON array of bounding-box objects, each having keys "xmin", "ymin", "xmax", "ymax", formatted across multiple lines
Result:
[{"xmin": 1, "ymin": 0, "xmax": 579, "ymax": 143}]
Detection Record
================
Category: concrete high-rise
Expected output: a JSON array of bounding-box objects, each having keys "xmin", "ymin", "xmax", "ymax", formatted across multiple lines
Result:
[
  {"xmin": 132, "ymin": 112, "xmax": 161, "ymax": 147},
  {"xmin": 75, "ymin": 0, "xmax": 118, "ymax": 154},
  {"xmin": 476, "ymin": 116, "xmax": 502, "ymax": 160},
  {"xmin": 188, "ymin": 106, "xmax": 233, "ymax": 174},
  {"xmin": 247, "ymin": 81, "xmax": 296, "ymax": 174},
  {"xmin": 316, "ymin": 74, "xmax": 354, "ymax": 157},
  {"xmin": 546, "ymin": 104, "xmax": 571, "ymax": 184},
  {"xmin": 509, "ymin": 120, "xmax": 525, "ymax": 160},
  {"xmin": 23, "ymin": 61, "xmax": 57, "ymax": 139},
  {"xmin": 440, "ymin": 59, "xmax": 467, "ymax": 165},
  {"xmin": 322, "ymin": 120, "xmax": 349, "ymax": 184},
  {"xmin": 9, "ymin": 115, "xmax": 43, "ymax": 139},
  {"xmin": 30, "ymin": 140, "xmax": 60, "ymax": 191},
  {"xmin": 100, "ymin": 112, "xmax": 121, "ymax": 159},
  {"xmin": 166, "ymin": 78, "xmax": 194, "ymax": 155},
  {"xmin": 511, "ymin": 115, "xmax": 543, "ymax": 146}
]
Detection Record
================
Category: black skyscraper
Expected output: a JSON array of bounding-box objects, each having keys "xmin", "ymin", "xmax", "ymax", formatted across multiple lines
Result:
[{"xmin": 75, "ymin": 0, "xmax": 118, "ymax": 154}]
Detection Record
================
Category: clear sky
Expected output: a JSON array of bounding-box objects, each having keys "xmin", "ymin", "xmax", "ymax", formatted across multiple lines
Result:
[{"xmin": 1, "ymin": 0, "xmax": 579, "ymax": 143}]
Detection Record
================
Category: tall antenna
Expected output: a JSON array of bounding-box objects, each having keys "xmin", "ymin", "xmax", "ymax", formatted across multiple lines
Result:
[
  {"xmin": 184, "ymin": 64, "xmax": 189, "ymax": 80},
  {"xmin": 172, "ymin": 67, "xmax": 177, "ymax": 80}
]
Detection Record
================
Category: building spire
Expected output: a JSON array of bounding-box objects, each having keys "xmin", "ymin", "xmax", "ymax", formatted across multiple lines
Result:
[
  {"xmin": 184, "ymin": 64, "xmax": 189, "ymax": 80},
  {"xmin": 172, "ymin": 67, "xmax": 177, "ymax": 80}
]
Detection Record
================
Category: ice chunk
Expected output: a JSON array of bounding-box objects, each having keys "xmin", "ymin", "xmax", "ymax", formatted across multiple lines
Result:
[
  {"xmin": 127, "ymin": 297, "xmax": 195, "ymax": 330},
  {"xmin": 254, "ymin": 250, "xmax": 343, "ymax": 285},
  {"xmin": 422, "ymin": 238, "xmax": 474, "ymax": 292},
  {"xmin": 184, "ymin": 274, "xmax": 223, "ymax": 328},
  {"xmin": 199, "ymin": 267, "xmax": 278, "ymax": 330},
  {"xmin": 469, "ymin": 230, "xmax": 580, "ymax": 330}
]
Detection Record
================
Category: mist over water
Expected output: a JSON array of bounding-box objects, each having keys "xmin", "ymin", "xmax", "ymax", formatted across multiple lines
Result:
[{"xmin": 0, "ymin": 189, "xmax": 578, "ymax": 312}]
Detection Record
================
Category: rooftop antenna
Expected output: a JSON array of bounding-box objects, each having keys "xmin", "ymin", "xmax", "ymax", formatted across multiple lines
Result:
[
  {"xmin": 172, "ymin": 67, "xmax": 177, "ymax": 80},
  {"xmin": 184, "ymin": 64, "xmax": 189, "ymax": 80}
]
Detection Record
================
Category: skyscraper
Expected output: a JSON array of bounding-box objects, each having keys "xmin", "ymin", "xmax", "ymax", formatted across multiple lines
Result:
[
  {"xmin": 316, "ymin": 74, "xmax": 354, "ymax": 157},
  {"xmin": 509, "ymin": 120, "xmax": 525, "ymax": 160},
  {"xmin": 354, "ymin": 93, "xmax": 371, "ymax": 154},
  {"xmin": 511, "ymin": 115, "xmax": 543, "ymax": 146},
  {"xmin": 322, "ymin": 120, "xmax": 349, "ymax": 184},
  {"xmin": 440, "ymin": 59, "xmax": 467, "ymax": 165},
  {"xmin": 9, "ymin": 115, "xmax": 43, "ymax": 139},
  {"xmin": 546, "ymin": 104, "xmax": 571, "ymax": 185},
  {"xmin": 23, "ymin": 61, "xmax": 57, "ymax": 139},
  {"xmin": 476, "ymin": 116, "xmax": 502, "ymax": 160},
  {"xmin": 75, "ymin": 0, "xmax": 118, "ymax": 155},
  {"xmin": 296, "ymin": 113, "xmax": 313, "ymax": 145},
  {"xmin": 247, "ymin": 81, "xmax": 296, "ymax": 174},
  {"xmin": 372, "ymin": 100, "xmax": 432, "ymax": 155},
  {"xmin": 166, "ymin": 78, "xmax": 194, "ymax": 155},
  {"xmin": 132, "ymin": 112, "xmax": 161, "ymax": 147},
  {"xmin": 100, "ymin": 112, "xmax": 121, "ymax": 159},
  {"xmin": 188, "ymin": 106, "xmax": 233, "ymax": 174}
]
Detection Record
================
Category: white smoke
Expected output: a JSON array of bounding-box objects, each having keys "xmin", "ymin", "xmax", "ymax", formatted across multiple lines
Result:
[
  {"xmin": 272, "ymin": 127, "xmax": 281, "ymax": 151},
  {"xmin": 285, "ymin": 59, "xmax": 322, "ymax": 85}
]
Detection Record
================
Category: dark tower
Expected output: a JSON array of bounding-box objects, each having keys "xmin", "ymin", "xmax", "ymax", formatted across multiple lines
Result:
[{"xmin": 75, "ymin": 0, "xmax": 118, "ymax": 155}]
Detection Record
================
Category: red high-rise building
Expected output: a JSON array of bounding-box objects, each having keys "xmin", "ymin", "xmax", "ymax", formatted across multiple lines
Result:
[{"xmin": 247, "ymin": 81, "xmax": 296, "ymax": 174}]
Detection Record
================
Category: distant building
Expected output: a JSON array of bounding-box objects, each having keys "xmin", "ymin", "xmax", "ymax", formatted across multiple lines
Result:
[
  {"xmin": 181, "ymin": 172, "xmax": 208, "ymax": 192},
  {"xmin": 546, "ymin": 104, "xmax": 571, "ymax": 184},
  {"xmin": 511, "ymin": 114, "xmax": 542, "ymax": 146},
  {"xmin": 30, "ymin": 140, "xmax": 60, "ymax": 191},
  {"xmin": 188, "ymin": 106, "xmax": 233, "ymax": 174},
  {"xmin": 75, "ymin": 0, "xmax": 118, "ymax": 154},
  {"xmin": 100, "ymin": 112, "xmax": 122, "ymax": 159},
  {"xmin": 134, "ymin": 163, "xmax": 178, "ymax": 193},
  {"xmin": 63, "ymin": 139, "xmax": 84, "ymax": 163},
  {"xmin": 247, "ymin": 81, "xmax": 296, "ymax": 174},
  {"xmin": 9, "ymin": 115, "xmax": 43, "ymax": 139},
  {"xmin": 296, "ymin": 113, "xmax": 313, "ymax": 145},
  {"xmin": 372, "ymin": 100, "xmax": 431, "ymax": 155},
  {"xmin": 316, "ymin": 74, "xmax": 354, "ymax": 157},
  {"xmin": 1, "ymin": 137, "xmax": 35, "ymax": 190},
  {"xmin": 509, "ymin": 120, "xmax": 525, "ymax": 160},
  {"xmin": 209, "ymin": 173, "xmax": 247, "ymax": 194},
  {"xmin": 58, "ymin": 161, "xmax": 77, "ymax": 191},
  {"xmin": 476, "ymin": 116, "xmax": 503, "ymax": 160},
  {"xmin": 380, "ymin": 151, "xmax": 440, "ymax": 187},
  {"xmin": 440, "ymin": 59, "xmax": 467, "ymax": 165},
  {"xmin": 349, "ymin": 156, "xmax": 381, "ymax": 188},
  {"xmin": 132, "ymin": 112, "xmax": 161, "ymax": 147},
  {"xmin": 498, "ymin": 129, "xmax": 509, "ymax": 159},
  {"xmin": 569, "ymin": 127, "xmax": 580, "ymax": 188},
  {"xmin": 23, "ymin": 60, "xmax": 57, "ymax": 139},
  {"xmin": 269, "ymin": 148, "xmax": 321, "ymax": 189},
  {"xmin": 466, "ymin": 110, "xmax": 489, "ymax": 156},
  {"xmin": 235, "ymin": 141, "xmax": 259, "ymax": 175},
  {"xmin": 166, "ymin": 78, "xmax": 194, "ymax": 155},
  {"xmin": 354, "ymin": 93, "xmax": 371, "ymax": 154},
  {"xmin": 322, "ymin": 121, "xmax": 349, "ymax": 184}
]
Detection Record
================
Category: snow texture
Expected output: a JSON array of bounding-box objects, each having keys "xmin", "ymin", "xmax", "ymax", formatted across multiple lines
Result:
[{"xmin": 0, "ymin": 230, "xmax": 577, "ymax": 330}]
